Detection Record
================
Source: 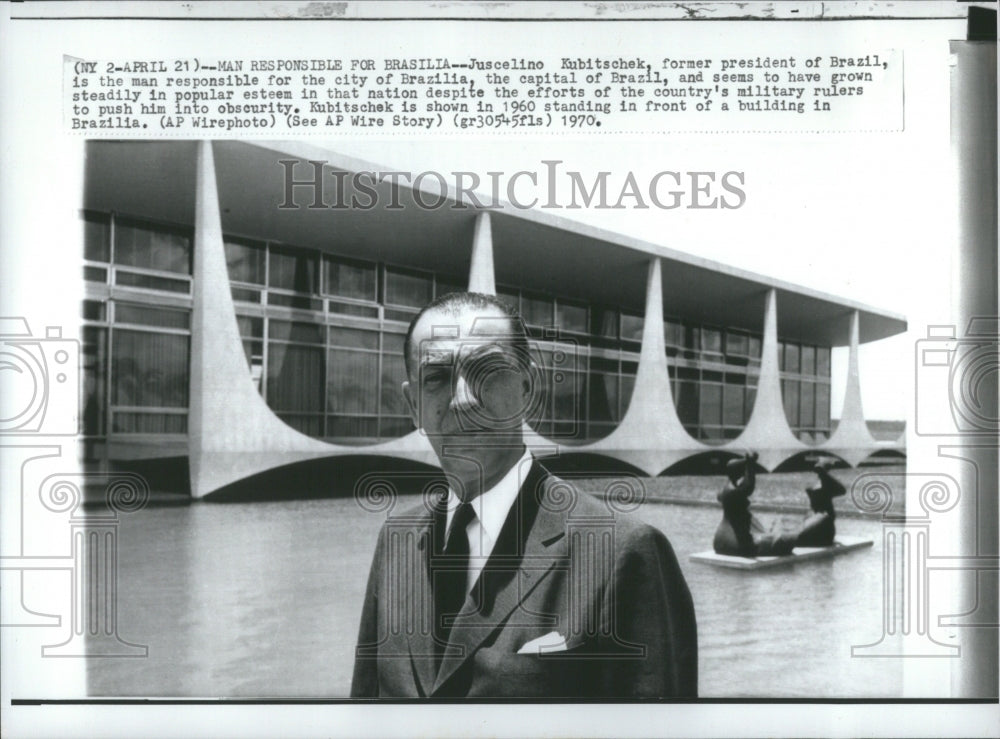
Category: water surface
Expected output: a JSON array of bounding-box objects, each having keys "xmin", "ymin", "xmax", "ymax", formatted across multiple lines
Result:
[{"xmin": 89, "ymin": 483, "xmax": 901, "ymax": 698}]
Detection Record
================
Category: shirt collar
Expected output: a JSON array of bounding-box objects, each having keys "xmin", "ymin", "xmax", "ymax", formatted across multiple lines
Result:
[{"xmin": 446, "ymin": 447, "xmax": 534, "ymax": 540}]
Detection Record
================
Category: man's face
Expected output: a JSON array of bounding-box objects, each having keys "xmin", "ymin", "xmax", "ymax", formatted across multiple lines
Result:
[{"xmin": 402, "ymin": 305, "xmax": 535, "ymax": 455}]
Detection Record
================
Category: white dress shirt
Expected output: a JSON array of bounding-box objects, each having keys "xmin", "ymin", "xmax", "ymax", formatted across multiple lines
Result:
[{"xmin": 445, "ymin": 447, "xmax": 534, "ymax": 594}]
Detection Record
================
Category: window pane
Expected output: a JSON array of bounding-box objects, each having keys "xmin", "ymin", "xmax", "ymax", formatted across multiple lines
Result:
[
  {"xmin": 328, "ymin": 326, "xmax": 378, "ymax": 349},
  {"xmin": 621, "ymin": 313, "xmax": 643, "ymax": 343},
  {"xmin": 224, "ymin": 240, "xmax": 266, "ymax": 285},
  {"xmin": 801, "ymin": 345, "xmax": 816, "ymax": 376},
  {"xmin": 725, "ymin": 331, "xmax": 748, "ymax": 356},
  {"xmin": 816, "ymin": 383, "xmax": 831, "ymax": 427},
  {"xmin": 522, "ymin": 294, "xmax": 552, "ymax": 326},
  {"xmin": 385, "ymin": 267, "xmax": 432, "ymax": 308},
  {"xmin": 382, "ymin": 331, "xmax": 405, "ymax": 356},
  {"xmin": 664, "ymin": 320, "xmax": 683, "ymax": 347},
  {"xmin": 267, "ymin": 293, "xmax": 323, "ymax": 311},
  {"xmin": 591, "ymin": 307, "xmax": 619, "ymax": 339},
  {"xmin": 114, "ymin": 219, "xmax": 191, "ymax": 274},
  {"xmin": 236, "ymin": 315, "xmax": 263, "ymax": 338},
  {"xmin": 800, "ymin": 381, "xmax": 815, "ymax": 427},
  {"xmin": 683, "ymin": 326, "xmax": 699, "ymax": 355},
  {"xmin": 785, "ymin": 343, "xmax": 800, "ymax": 373},
  {"xmin": 81, "ymin": 326, "xmax": 107, "ymax": 436},
  {"xmin": 701, "ymin": 328, "xmax": 722, "ymax": 354},
  {"xmin": 590, "ymin": 356, "xmax": 617, "ymax": 373},
  {"xmin": 115, "ymin": 303, "xmax": 190, "ymax": 330},
  {"xmin": 700, "ymin": 383, "xmax": 722, "ymax": 426},
  {"xmin": 268, "ymin": 320, "xmax": 324, "ymax": 344},
  {"xmin": 587, "ymin": 369, "xmax": 618, "ymax": 422},
  {"xmin": 552, "ymin": 370, "xmax": 584, "ymax": 429},
  {"xmin": 328, "ymin": 300, "xmax": 379, "ymax": 318},
  {"xmin": 327, "ymin": 416, "xmax": 378, "ymax": 439},
  {"xmin": 84, "ymin": 265, "xmax": 108, "ymax": 283},
  {"xmin": 555, "ymin": 302, "xmax": 587, "ymax": 333},
  {"xmin": 267, "ymin": 343, "xmax": 324, "ymax": 412},
  {"xmin": 384, "ymin": 308, "xmax": 418, "ymax": 323},
  {"xmin": 675, "ymin": 388, "xmax": 698, "ymax": 435},
  {"xmin": 782, "ymin": 379, "xmax": 800, "ymax": 427},
  {"xmin": 723, "ymin": 383, "xmax": 744, "ymax": 426},
  {"xmin": 82, "ymin": 300, "xmax": 107, "ymax": 322},
  {"xmin": 269, "ymin": 246, "xmax": 318, "ymax": 293},
  {"xmin": 620, "ymin": 361, "xmax": 638, "ymax": 417},
  {"xmin": 112, "ymin": 330, "xmax": 189, "ymax": 408},
  {"xmin": 380, "ymin": 352, "xmax": 408, "ymax": 416},
  {"xmin": 675, "ymin": 366, "xmax": 699, "ymax": 382},
  {"xmin": 115, "ymin": 271, "xmax": 189, "ymax": 293},
  {"xmin": 241, "ymin": 339, "xmax": 264, "ymax": 391},
  {"xmin": 325, "ymin": 256, "xmax": 376, "ymax": 301},
  {"xmin": 232, "ymin": 286, "xmax": 262, "ymax": 304},
  {"xmin": 816, "ymin": 347, "xmax": 831, "ymax": 377},
  {"xmin": 112, "ymin": 412, "xmax": 186, "ymax": 434},
  {"xmin": 83, "ymin": 213, "xmax": 110, "ymax": 262},
  {"xmin": 327, "ymin": 348, "xmax": 378, "ymax": 413},
  {"xmin": 674, "ymin": 380, "xmax": 699, "ymax": 428},
  {"xmin": 749, "ymin": 335, "xmax": 762, "ymax": 359}
]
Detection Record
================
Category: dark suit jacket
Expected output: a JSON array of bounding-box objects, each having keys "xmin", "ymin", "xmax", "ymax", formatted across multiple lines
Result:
[{"xmin": 350, "ymin": 461, "xmax": 697, "ymax": 698}]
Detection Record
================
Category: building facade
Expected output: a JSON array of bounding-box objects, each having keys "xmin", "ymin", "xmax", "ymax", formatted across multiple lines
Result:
[{"xmin": 80, "ymin": 141, "xmax": 905, "ymax": 498}]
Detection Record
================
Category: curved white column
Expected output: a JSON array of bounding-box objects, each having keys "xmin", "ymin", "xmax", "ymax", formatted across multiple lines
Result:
[
  {"xmin": 573, "ymin": 258, "xmax": 706, "ymax": 475},
  {"xmin": 188, "ymin": 142, "xmax": 434, "ymax": 498},
  {"xmin": 467, "ymin": 212, "xmax": 496, "ymax": 295},
  {"xmin": 821, "ymin": 310, "xmax": 878, "ymax": 466},
  {"xmin": 723, "ymin": 289, "xmax": 807, "ymax": 470}
]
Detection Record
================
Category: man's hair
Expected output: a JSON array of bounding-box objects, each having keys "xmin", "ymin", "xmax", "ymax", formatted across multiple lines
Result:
[{"xmin": 403, "ymin": 291, "xmax": 530, "ymax": 378}]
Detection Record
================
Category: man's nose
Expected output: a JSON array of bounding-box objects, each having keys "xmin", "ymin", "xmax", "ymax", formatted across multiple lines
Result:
[{"xmin": 450, "ymin": 372, "xmax": 478, "ymax": 411}]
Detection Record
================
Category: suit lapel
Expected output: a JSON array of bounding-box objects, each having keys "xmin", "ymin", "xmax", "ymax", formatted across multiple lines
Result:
[
  {"xmin": 431, "ymin": 461, "xmax": 568, "ymax": 695},
  {"xmin": 404, "ymin": 495, "xmax": 445, "ymax": 697}
]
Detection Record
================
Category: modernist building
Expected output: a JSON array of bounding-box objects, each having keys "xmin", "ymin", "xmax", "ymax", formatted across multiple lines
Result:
[{"xmin": 80, "ymin": 140, "xmax": 906, "ymax": 498}]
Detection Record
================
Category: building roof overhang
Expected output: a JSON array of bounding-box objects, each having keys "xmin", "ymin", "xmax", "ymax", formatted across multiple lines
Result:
[{"xmin": 84, "ymin": 139, "xmax": 907, "ymax": 346}]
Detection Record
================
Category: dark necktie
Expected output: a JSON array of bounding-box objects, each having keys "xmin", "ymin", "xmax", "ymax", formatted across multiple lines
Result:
[{"xmin": 434, "ymin": 501, "xmax": 476, "ymax": 670}]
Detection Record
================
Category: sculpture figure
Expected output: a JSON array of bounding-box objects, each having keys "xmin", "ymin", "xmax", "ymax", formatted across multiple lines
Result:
[
  {"xmin": 712, "ymin": 452, "xmax": 796, "ymax": 557},
  {"xmin": 795, "ymin": 458, "xmax": 846, "ymax": 547}
]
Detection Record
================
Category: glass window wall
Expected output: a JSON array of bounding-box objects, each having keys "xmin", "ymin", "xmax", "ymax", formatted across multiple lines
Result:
[{"xmin": 81, "ymin": 211, "xmax": 837, "ymax": 445}]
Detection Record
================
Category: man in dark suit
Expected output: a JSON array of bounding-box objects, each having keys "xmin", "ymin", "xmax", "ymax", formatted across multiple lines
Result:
[{"xmin": 351, "ymin": 292, "xmax": 697, "ymax": 698}]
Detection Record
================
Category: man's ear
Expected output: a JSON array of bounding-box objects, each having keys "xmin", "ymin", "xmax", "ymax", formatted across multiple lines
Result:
[{"xmin": 401, "ymin": 380, "xmax": 419, "ymax": 427}]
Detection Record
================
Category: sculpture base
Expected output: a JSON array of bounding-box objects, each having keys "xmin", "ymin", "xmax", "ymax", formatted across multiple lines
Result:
[{"xmin": 690, "ymin": 536, "xmax": 874, "ymax": 570}]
